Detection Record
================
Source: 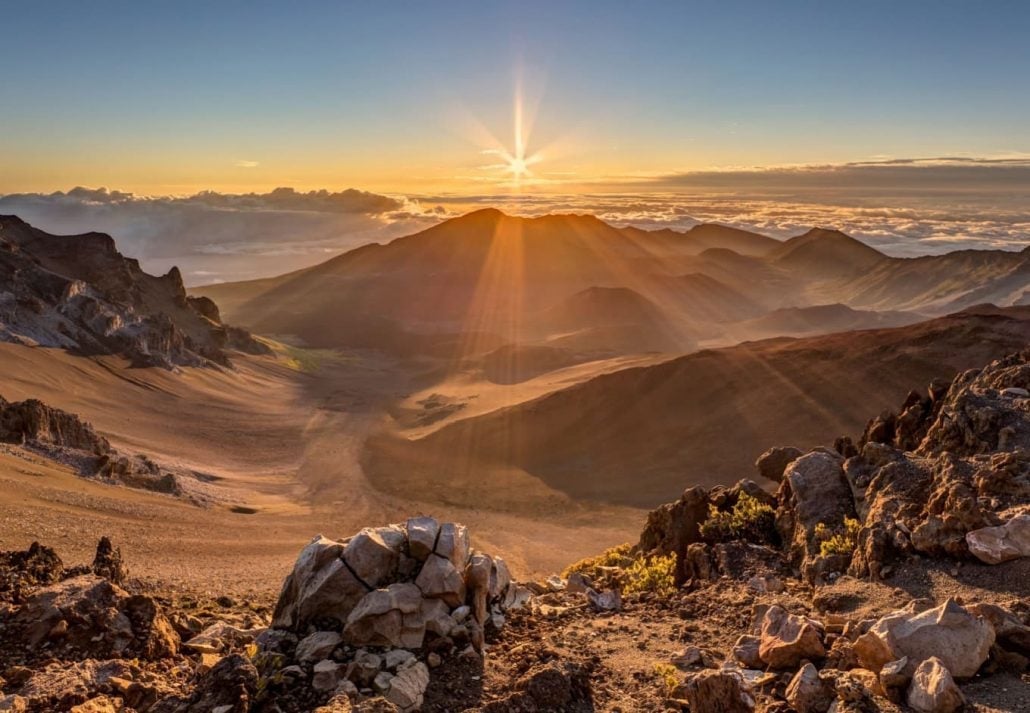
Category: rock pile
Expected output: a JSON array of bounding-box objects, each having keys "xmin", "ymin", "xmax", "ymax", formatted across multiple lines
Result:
[
  {"xmin": 253, "ymin": 518, "xmax": 530, "ymax": 711},
  {"xmin": 676, "ymin": 595, "xmax": 1025, "ymax": 713}
]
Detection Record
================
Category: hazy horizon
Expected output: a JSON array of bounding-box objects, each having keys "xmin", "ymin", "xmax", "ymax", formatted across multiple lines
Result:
[{"xmin": 3, "ymin": 180, "xmax": 1028, "ymax": 285}]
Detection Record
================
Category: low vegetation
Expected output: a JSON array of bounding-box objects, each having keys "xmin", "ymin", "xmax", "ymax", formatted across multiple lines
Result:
[
  {"xmin": 699, "ymin": 492, "xmax": 777, "ymax": 545},
  {"xmin": 561, "ymin": 543, "xmax": 635, "ymax": 581},
  {"xmin": 563, "ymin": 544, "xmax": 675, "ymax": 595},
  {"xmin": 652, "ymin": 663, "xmax": 681, "ymax": 697},
  {"xmin": 816, "ymin": 516, "xmax": 862, "ymax": 557},
  {"xmin": 623, "ymin": 553, "xmax": 676, "ymax": 596}
]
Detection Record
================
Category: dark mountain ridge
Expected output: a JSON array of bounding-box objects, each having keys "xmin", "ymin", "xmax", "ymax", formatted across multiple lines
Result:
[{"xmin": 0, "ymin": 215, "xmax": 267, "ymax": 368}]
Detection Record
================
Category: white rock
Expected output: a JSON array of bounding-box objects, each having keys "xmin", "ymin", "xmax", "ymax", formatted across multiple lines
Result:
[
  {"xmin": 855, "ymin": 598, "xmax": 994, "ymax": 678},
  {"xmin": 385, "ymin": 661, "xmax": 430, "ymax": 711},
  {"xmin": 384, "ymin": 649, "xmax": 416, "ymax": 671},
  {"xmin": 966, "ymin": 514, "xmax": 1030, "ymax": 564},
  {"xmin": 907, "ymin": 656, "xmax": 965, "ymax": 713}
]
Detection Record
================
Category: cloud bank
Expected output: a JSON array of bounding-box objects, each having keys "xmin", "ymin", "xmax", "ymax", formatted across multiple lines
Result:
[
  {"xmin": 1, "ymin": 159, "xmax": 1026, "ymax": 284},
  {"xmin": 0, "ymin": 187, "xmax": 443, "ymax": 284}
]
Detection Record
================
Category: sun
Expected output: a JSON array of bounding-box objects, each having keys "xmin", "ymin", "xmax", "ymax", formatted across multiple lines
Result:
[{"xmin": 507, "ymin": 156, "xmax": 530, "ymax": 178}]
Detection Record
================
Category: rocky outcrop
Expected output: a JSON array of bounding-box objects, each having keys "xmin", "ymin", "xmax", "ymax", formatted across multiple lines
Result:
[
  {"xmin": 0, "ymin": 396, "xmax": 110, "ymax": 454},
  {"xmin": 1, "ymin": 574, "xmax": 179, "ymax": 663},
  {"xmin": 0, "ymin": 215, "xmax": 268, "ymax": 368},
  {"xmin": 775, "ymin": 450, "xmax": 857, "ymax": 582},
  {"xmin": 271, "ymin": 519, "xmax": 526, "ymax": 654},
  {"xmin": 637, "ymin": 486, "xmax": 710, "ymax": 584},
  {"xmin": 847, "ymin": 351, "xmax": 1030, "ymax": 578}
]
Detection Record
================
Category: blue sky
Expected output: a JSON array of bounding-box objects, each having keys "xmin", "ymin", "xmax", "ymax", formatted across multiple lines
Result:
[{"xmin": 3, "ymin": 1, "xmax": 1029, "ymax": 194}]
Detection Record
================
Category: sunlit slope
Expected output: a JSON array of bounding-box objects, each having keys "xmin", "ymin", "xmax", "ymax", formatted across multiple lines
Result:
[{"xmin": 365, "ymin": 308, "xmax": 1030, "ymax": 507}]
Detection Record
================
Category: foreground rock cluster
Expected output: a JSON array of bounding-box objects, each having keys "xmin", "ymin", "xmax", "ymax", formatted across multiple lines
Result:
[
  {"xmin": 1, "ymin": 350, "xmax": 1029, "ymax": 711},
  {"xmin": 0, "ymin": 519, "xmax": 533, "ymax": 712}
]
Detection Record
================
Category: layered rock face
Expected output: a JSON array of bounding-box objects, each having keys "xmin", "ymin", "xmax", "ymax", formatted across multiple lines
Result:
[{"xmin": 0, "ymin": 215, "xmax": 268, "ymax": 368}]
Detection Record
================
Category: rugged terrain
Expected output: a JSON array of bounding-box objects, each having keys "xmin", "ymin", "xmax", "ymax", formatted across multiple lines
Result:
[
  {"xmin": 1, "ymin": 349, "xmax": 1029, "ymax": 712},
  {"xmin": 0, "ymin": 215, "xmax": 267, "ymax": 368}
]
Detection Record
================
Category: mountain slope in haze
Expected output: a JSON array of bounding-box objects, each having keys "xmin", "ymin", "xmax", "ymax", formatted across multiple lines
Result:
[
  {"xmin": 0, "ymin": 215, "xmax": 266, "ymax": 367},
  {"xmin": 196, "ymin": 210, "xmax": 740, "ymax": 355},
  {"xmin": 194, "ymin": 209, "xmax": 1030, "ymax": 357},
  {"xmin": 619, "ymin": 222, "xmax": 779, "ymax": 257},
  {"xmin": 364, "ymin": 307, "xmax": 1030, "ymax": 509},
  {"xmin": 724, "ymin": 303, "xmax": 923, "ymax": 340},
  {"xmin": 768, "ymin": 227, "xmax": 889, "ymax": 278},
  {"xmin": 831, "ymin": 246, "xmax": 1030, "ymax": 313}
]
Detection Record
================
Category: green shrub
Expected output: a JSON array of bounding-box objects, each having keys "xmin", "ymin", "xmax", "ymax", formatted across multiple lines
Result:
[
  {"xmin": 699, "ymin": 492, "xmax": 777, "ymax": 544},
  {"xmin": 623, "ymin": 553, "xmax": 676, "ymax": 596},
  {"xmin": 563, "ymin": 544, "xmax": 675, "ymax": 596},
  {"xmin": 817, "ymin": 516, "xmax": 862, "ymax": 557},
  {"xmin": 653, "ymin": 663, "xmax": 681, "ymax": 697},
  {"xmin": 561, "ymin": 543, "xmax": 634, "ymax": 580}
]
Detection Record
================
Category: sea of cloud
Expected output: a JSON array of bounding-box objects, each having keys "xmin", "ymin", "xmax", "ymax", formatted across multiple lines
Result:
[{"xmin": 1, "ymin": 164, "xmax": 1027, "ymax": 285}]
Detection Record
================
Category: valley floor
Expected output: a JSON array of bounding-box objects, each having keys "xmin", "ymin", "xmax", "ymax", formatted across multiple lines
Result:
[{"xmin": 0, "ymin": 344, "xmax": 647, "ymax": 593}]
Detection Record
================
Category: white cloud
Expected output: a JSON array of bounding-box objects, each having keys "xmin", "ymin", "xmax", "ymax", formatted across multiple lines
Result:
[{"xmin": 234, "ymin": 160, "xmax": 259, "ymax": 168}]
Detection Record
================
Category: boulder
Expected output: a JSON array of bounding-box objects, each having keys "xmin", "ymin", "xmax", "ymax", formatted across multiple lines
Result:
[
  {"xmin": 682, "ymin": 670, "xmax": 754, "ymax": 713},
  {"xmin": 965, "ymin": 514, "xmax": 1030, "ymax": 564},
  {"xmin": 637, "ymin": 486, "xmax": 709, "ymax": 585},
  {"xmin": 312, "ymin": 660, "xmax": 346, "ymax": 691},
  {"xmin": 384, "ymin": 661, "xmax": 429, "ymax": 711},
  {"xmin": 405, "ymin": 517, "xmax": 439, "ymax": 561},
  {"xmin": 775, "ymin": 451, "xmax": 856, "ymax": 578},
  {"xmin": 731, "ymin": 634, "xmax": 762, "ymax": 669},
  {"xmin": 414, "ymin": 554, "xmax": 466, "ymax": 607},
  {"xmin": 296, "ymin": 631, "xmax": 343, "ymax": 663},
  {"xmin": 758, "ymin": 605, "xmax": 826, "ymax": 669},
  {"xmin": 344, "ymin": 583, "xmax": 425, "ymax": 648},
  {"xmin": 344, "ymin": 527, "xmax": 404, "ymax": 586},
  {"xmin": 785, "ymin": 663, "xmax": 834, "ymax": 713},
  {"xmin": 755, "ymin": 446, "xmax": 803, "ymax": 483},
  {"xmin": 271, "ymin": 535, "xmax": 369, "ymax": 629},
  {"xmin": 906, "ymin": 657, "xmax": 965, "ymax": 713},
  {"xmin": 433, "ymin": 523, "xmax": 470, "ymax": 569},
  {"xmin": 855, "ymin": 598, "xmax": 994, "ymax": 678},
  {"xmin": 966, "ymin": 602, "xmax": 1030, "ymax": 655}
]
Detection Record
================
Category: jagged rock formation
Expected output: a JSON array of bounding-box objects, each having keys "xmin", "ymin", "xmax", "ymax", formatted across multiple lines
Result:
[
  {"xmin": 0, "ymin": 215, "xmax": 268, "ymax": 368},
  {"xmin": 848, "ymin": 350, "xmax": 1030, "ymax": 578},
  {"xmin": 0, "ymin": 394, "xmax": 111, "ymax": 454},
  {"xmin": 0, "ymin": 393, "xmax": 186, "ymax": 495}
]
